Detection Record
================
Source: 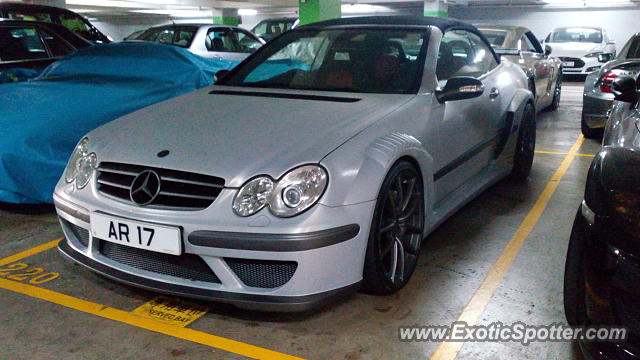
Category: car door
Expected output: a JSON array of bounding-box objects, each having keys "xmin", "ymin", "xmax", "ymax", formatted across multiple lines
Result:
[
  {"xmin": 432, "ymin": 29, "xmax": 504, "ymax": 202},
  {"xmin": 521, "ymin": 31, "xmax": 552, "ymax": 107},
  {"xmin": 0, "ymin": 25, "xmax": 55, "ymax": 71},
  {"xmin": 203, "ymin": 27, "xmax": 247, "ymax": 62}
]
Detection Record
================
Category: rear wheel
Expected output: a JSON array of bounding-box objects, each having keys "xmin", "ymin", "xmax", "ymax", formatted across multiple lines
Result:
[
  {"xmin": 362, "ymin": 161, "xmax": 425, "ymax": 295},
  {"xmin": 564, "ymin": 210, "xmax": 588, "ymax": 326},
  {"xmin": 510, "ymin": 102, "xmax": 536, "ymax": 180}
]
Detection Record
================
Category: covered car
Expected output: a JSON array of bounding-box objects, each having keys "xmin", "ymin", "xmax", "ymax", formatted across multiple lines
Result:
[{"xmin": 0, "ymin": 42, "xmax": 238, "ymax": 204}]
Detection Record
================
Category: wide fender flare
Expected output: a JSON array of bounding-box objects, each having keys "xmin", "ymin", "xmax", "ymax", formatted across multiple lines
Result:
[
  {"xmin": 508, "ymin": 87, "xmax": 535, "ymax": 128},
  {"xmin": 320, "ymin": 133, "xmax": 435, "ymax": 211}
]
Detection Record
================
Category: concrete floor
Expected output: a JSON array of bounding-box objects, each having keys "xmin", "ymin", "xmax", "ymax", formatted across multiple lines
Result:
[{"xmin": 0, "ymin": 80, "xmax": 602, "ymax": 360}]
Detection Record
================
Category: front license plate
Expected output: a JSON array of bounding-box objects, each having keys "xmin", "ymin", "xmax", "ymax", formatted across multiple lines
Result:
[
  {"xmin": 563, "ymin": 61, "xmax": 575, "ymax": 67},
  {"xmin": 90, "ymin": 213, "xmax": 182, "ymax": 255}
]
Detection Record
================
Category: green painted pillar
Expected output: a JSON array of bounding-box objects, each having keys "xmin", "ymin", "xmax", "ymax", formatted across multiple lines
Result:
[
  {"xmin": 423, "ymin": 0, "xmax": 448, "ymax": 18},
  {"xmin": 299, "ymin": 0, "xmax": 341, "ymax": 26},
  {"xmin": 213, "ymin": 8, "xmax": 239, "ymax": 26}
]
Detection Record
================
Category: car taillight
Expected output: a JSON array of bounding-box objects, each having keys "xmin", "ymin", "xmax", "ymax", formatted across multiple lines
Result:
[{"xmin": 600, "ymin": 71, "xmax": 617, "ymax": 93}]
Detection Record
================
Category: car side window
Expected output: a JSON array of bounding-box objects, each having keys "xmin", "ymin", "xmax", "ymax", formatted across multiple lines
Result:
[
  {"xmin": 627, "ymin": 38, "xmax": 640, "ymax": 59},
  {"xmin": 234, "ymin": 30, "xmax": 262, "ymax": 53},
  {"xmin": 0, "ymin": 26, "xmax": 48, "ymax": 61},
  {"xmin": 520, "ymin": 34, "xmax": 537, "ymax": 52},
  {"xmin": 437, "ymin": 30, "xmax": 497, "ymax": 81},
  {"xmin": 39, "ymin": 28, "xmax": 74, "ymax": 57},
  {"xmin": 206, "ymin": 28, "xmax": 236, "ymax": 52}
]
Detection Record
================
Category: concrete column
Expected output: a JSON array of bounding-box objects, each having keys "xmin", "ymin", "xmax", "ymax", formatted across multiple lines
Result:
[
  {"xmin": 24, "ymin": 0, "xmax": 65, "ymax": 8},
  {"xmin": 298, "ymin": 0, "xmax": 341, "ymax": 26},
  {"xmin": 212, "ymin": 8, "xmax": 239, "ymax": 26},
  {"xmin": 423, "ymin": 0, "xmax": 448, "ymax": 18}
]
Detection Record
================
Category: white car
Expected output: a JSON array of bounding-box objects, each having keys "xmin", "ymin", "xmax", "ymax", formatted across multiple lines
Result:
[{"xmin": 544, "ymin": 26, "xmax": 616, "ymax": 75}]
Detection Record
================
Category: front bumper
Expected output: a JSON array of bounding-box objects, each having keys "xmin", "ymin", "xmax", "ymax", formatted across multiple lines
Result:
[
  {"xmin": 576, "ymin": 210, "xmax": 640, "ymax": 359},
  {"xmin": 562, "ymin": 56, "xmax": 602, "ymax": 75},
  {"xmin": 54, "ymin": 181, "xmax": 375, "ymax": 311}
]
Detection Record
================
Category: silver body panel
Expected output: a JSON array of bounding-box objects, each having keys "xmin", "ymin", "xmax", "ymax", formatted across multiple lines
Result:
[{"xmin": 54, "ymin": 24, "xmax": 533, "ymax": 310}]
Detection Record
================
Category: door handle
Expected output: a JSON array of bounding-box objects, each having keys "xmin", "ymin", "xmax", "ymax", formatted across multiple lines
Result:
[{"xmin": 489, "ymin": 88, "xmax": 500, "ymax": 99}]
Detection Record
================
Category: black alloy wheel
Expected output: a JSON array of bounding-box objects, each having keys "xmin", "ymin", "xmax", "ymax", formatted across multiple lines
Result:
[{"xmin": 362, "ymin": 160, "xmax": 425, "ymax": 295}]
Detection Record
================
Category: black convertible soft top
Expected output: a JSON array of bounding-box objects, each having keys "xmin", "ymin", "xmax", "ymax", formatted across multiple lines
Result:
[
  {"xmin": 299, "ymin": 16, "xmax": 499, "ymax": 62},
  {"xmin": 299, "ymin": 16, "xmax": 477, "ymax": 33}
]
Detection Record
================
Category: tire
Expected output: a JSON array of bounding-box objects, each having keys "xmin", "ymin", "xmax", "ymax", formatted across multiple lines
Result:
[
  {"xmin": 362, "ymin": 160, "xmax": 425, "ymax": 295},
  {"xmin": 581, "ymin": 115, "xmax": 604, "ymax": 139},
  {"xmin": 564, "ymin": 210, "xmax": 588, "ymax": 326},
  {"xmin": 547, "ymin": 72, "xmax": 562, "ymax": 111},
  {"xmin": 510, "ymin": 102, "xmax": 536, "ymax": 180}
]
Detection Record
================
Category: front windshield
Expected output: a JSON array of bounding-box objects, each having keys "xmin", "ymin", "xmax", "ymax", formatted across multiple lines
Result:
[
  {"xmin": 481, "ymin": 30, "xmax": 508, "ymax": 48},
  {"xmin": 549, "ymin": 28, "xmax": 603, "ymax": 44},
  {"xmin": 219, "ymin": 28, "xmax": 429, "ymax": 94}
]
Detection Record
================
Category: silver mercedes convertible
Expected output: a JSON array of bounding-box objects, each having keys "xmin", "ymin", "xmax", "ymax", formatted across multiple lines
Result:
[{"xmin": 54, "ymin": 16, "xmax": 535, "ymax": 311}]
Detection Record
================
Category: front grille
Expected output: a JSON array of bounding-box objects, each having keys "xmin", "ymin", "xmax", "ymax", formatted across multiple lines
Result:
[
  {"xmin": 99, "ymin": 240, "xmax": 220, "ymax": 283},
  {"xmin": 61, "ymin": 218, "xmax": 89, "ymax": 248},
  {"xmin": 225, "ymin": 258, "xmax": 297, "ymax": 288},
  {"xmin": 559, "ymin": 57, "xmax": 585, "ymax": 69},
  {"xmin": 96, "ymin": 162, "xmax": 225, "ymax": 210}
]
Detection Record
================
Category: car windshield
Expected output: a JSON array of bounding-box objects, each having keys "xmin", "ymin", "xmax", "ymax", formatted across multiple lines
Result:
[
  {"xmin": 219, "ymin": 28, "xmax": 429, "ymax": 94},
  {"xmin": 481, "ymin": 30, "xmax": 508, "ymax": 48},
  {"xmin": 548, "ymin": 28, "xmax": 603, "ymax": 43},
  {"xmin": 137, "ymin": 26, "xmax": 197, "ymax": 48}
]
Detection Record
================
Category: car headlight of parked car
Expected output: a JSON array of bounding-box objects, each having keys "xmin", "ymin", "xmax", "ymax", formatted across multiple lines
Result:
[
  {"xmin": 63, "ymin": 137, "xmax": 97, "ymax": 189},
  {"xmin": 233, "ymin": 165, "xmax": 328, "ymax": 218},
  {"xmin": 585, "ymin": 51, "xmax": 603, "ymax": 58}
]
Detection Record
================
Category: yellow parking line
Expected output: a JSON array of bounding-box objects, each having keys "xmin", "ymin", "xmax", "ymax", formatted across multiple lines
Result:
[
  {"xmin": 0, "ymin": 241, "xmax": 306, "ymax": 360},
  {"xmin": 535, "ymin": 150, "xmax": 594, "ymax": 157},
  {"xmin": 0, "ymin": 238, "xmax": 61, "ymax": 266},
  {"xmin": 429, "ymin": 135, "xmax": 585, "ymax": 360},
  {"xmin": 0, "ymin": 278, "xmax": 305, "ymax": 360}
]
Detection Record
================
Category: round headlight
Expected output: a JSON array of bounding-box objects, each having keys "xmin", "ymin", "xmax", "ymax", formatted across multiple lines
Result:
[
  {"xmin": 269, "ymin": 165, "xmax": 328, "ymax": 217},
  {"xmin": 64, "ymin": 137, "xmax": 89, "ymax": 184},
  {"xmin": 233, "ymin": 176, "xmax": 274, "ymax": 217},
  {"xmin": 75, "ymin": 152, "xmax": 97, "ymax": 189}
]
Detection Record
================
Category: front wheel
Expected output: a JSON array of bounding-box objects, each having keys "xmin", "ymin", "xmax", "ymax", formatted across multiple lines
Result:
[
  {"xmin": 362, "ymin": 160, "xmax": 425, "ymax": 295},
  {"xmin": 510, "ymin": 102, "xmax": 536, "ymax": 180}
]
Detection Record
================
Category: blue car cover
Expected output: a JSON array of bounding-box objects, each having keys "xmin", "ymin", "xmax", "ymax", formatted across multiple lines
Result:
[{"xmin": 0, "ymin": 42, "xmax": 238, "ymax": 204}]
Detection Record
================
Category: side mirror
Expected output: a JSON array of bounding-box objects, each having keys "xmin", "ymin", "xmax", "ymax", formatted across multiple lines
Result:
[
  {"xmin": 598, "ymin": 53, "xmax": 614, "ymax": 63},
  {"xmin": 215, "ymin": 69, "xmax": 229, "ymax": 82},
  {"xmin": 436, "ymin": 77, "xmax": 485, "ymax": 103},
  {"xmin": 612, "ymin": 76, "xmax": 638, "ymax": 104},
  {"xmin": 544, "ymin": 45, "xmax": 552, "ymax": 57}
]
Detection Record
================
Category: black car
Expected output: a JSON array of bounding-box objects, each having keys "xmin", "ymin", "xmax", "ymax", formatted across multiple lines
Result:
[
  {"xmin": 0, "ymin": 20, "xmax": 92, "ymax": 72},
  {"xmin": 0, "ymin": 3, "xmax": 109, "ymax": 43},
  {"xmin": 564, "ymin": 76, "xmax": 640, "ymax": 359}
]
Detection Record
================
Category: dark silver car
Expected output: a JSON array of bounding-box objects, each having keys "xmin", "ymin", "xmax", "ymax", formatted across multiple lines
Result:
[
  {"xmin": 582, "ymin": 33, "xmax": 640, "ymax": 138},
  {"xmin": 478, "ymin": 24, "xmax": 563, "ymax": 112}
]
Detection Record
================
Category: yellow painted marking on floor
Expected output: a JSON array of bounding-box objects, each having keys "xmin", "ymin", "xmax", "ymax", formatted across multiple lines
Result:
[
  {"xmin": 132, "ymin": 296, "xmax": 208, "ymax": 327},
  {"xmin": 0, "ymin": 277, "xmax": 306, "ymax": 360},
  {"xmin": 535, "ymin": 150, "xmax": 595, "ymax": 157},
  {"xmin": 0, "ymin": 238, "xmax": 61, "ymax": 266},
  {"xmin": 429, "ymin": 135, "xmax": 585, "ymax": 360}
]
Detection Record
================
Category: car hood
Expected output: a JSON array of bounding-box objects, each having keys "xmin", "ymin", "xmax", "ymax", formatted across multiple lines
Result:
[
  {"xmin": 89, "ymin": 86, "xmax": 412, "ymax": 187},
  {"xmin": 547, "ymin": 42, "xmax": 604, "ymax": 57}
]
